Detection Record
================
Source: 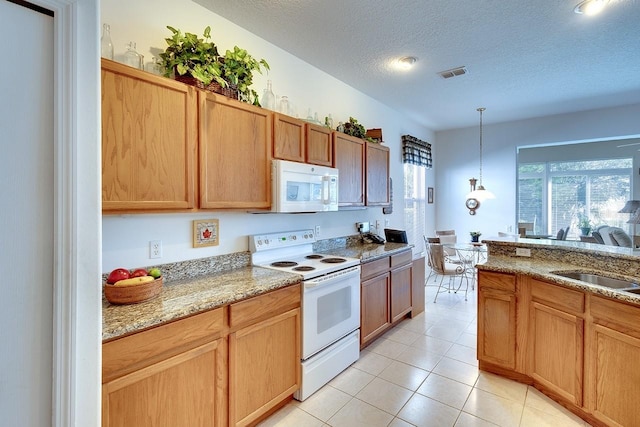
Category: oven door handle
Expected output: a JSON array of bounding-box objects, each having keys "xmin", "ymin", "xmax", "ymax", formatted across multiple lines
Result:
[{"xmin": 304, "ymin": 266, "xmax": 361, "ymax": 289}]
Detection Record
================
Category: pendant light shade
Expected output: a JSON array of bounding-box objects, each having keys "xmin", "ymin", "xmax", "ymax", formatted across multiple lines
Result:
[{"xmin": 466, "ymin": 107, "xmax": 495, "ymax": 201}]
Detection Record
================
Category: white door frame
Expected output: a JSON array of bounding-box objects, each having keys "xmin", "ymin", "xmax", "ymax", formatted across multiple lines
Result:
[{"xmin": 24, "ymin": 0, "xmax": 101, "ymax": 425}]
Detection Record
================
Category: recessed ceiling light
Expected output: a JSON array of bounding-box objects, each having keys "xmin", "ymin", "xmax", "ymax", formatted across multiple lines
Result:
[
  {"xmin": 574, "ymin": 0, "xmax": 609, "ymax": 15},
  {"xmin": 396, "ymin": 56, "xmax": 417, "ymax": 70}
]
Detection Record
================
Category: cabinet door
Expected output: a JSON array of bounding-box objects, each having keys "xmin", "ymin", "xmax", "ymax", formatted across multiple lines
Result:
[
  {"xmin": 273, "ymin": 113, "xmax": 305, "ymax": 162},
  {"xmin": 332, "ymin": 132, "xmax": 365, "ymax": 207},
  {"xmin": 390, "ymin": 263, "xmax": 412, "ymax": 322},
  {"xmin": 365, "ymin": 142, "xmax": 390, "ymax": 206},
  {"xmin": 102, "ymin": 338, "xmax": 227, "ymax": 427},
  {"xmin": 588, "ymin": 297, "xmax": 640, "ymax": 427},
  {"xmin": 305, "ymin": 123, "xmax": 333, "ymax": 166},
  {"xmin": 229, "ymin": 309, "xmax": 300, "ymax": 427},
  {"xmin": 478, "ymin": 288, "xmax": 516, "ymax": 369},
  {"xmin": 199, "ymin": 92, "xmax": 272, "ymax": 209},
  {"xmin": 101, "ymin": 59, "xmax": 197, "ymax": 212},
  {"xmin": 361, "ymin": 273, "xmax": 390, "ymax": 346},
  {"xmin": 530, "ymin": 302, "xmax": 583, "ymax": 405}
]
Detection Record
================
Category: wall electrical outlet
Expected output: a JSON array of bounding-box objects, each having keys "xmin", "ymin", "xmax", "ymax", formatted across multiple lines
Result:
[
  {"xmin": 515, "ymin": 247, "xmax": 531, "ymax": 257},
  {"xmin": 150, "ymin": 240, "xmax": 162, "ymax": 259},
  {"xmin": 375, "ymin": 220, "xmax": 381, "ymax": 231},
  {"xmin": 315, "ymin": 225, "xmax": 321, "ymax": 236},
  {"xmin": 356, "ymin": 222, "xmax": 370, "ymax": 233}
]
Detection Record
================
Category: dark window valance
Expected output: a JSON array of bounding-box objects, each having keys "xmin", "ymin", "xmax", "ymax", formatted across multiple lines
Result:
[{"xmin": 402, "ymin": 135, "xmax": 432, "ymax": 168}]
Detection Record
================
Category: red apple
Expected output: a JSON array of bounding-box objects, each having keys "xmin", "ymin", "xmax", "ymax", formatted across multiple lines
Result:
[
  {"xmin": 107, "ymin": 268, "xmax": 130, "ymax": 284},
  {"xmin": 130, "ymin": 268, "xmax": 148, "ymax": 278}
]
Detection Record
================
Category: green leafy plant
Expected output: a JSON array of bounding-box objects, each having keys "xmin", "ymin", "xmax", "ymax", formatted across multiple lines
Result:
[
  {"xmin": 578, "ymin": 217, "xmax": 591, "ymax": 229},
  {"xmin": 341, "ymin": 117, "xmax": 367, "ymax": 139},
  {"xmin": 219, "ymin": 46, "xmax": 270, "ymax": 105},
  {"xmin": 470, "ymin": 231, "xmax": 482, "ymax": 237},
  {"xmin": 159, "ymin": 26, "xmax": 223, "ymax": 86}
]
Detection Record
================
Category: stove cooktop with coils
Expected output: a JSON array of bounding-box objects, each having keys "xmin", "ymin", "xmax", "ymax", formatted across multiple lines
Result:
[{"xmin": 249, "ymin": 229, "xmax": 360, "ymax": 280}]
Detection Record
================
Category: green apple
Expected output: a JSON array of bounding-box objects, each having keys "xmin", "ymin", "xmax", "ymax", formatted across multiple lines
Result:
[{"xmin": 149, "ymin": 268, "xmax": 162, "ymax": 279}]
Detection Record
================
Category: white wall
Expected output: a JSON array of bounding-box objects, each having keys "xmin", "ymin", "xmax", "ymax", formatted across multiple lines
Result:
[
  {"xmin": 101, "ymin": 0, "xmax": 434, "ymax": 272},
  {"xmin": 434, "ymin": 103, "xmax": 640, "ymax": 238}
]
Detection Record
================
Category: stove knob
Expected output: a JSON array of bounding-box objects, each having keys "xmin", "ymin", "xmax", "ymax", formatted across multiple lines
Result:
[
  {"xmin": 291, "ymin": 235, "xmax": 296, "ymax": 240},
  {"xmin": 257, "ymin": 239, "xmax": 262, "ymax": 246}
]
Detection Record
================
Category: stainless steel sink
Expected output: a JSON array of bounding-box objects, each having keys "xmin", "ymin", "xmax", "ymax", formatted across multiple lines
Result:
[
  {"xmin": 552, "ymin": 271, "xmax": 640, "ymax": 291},
  {"xmin": 622, "ymin": 287, "xmax": 640, "ymax": 294}
]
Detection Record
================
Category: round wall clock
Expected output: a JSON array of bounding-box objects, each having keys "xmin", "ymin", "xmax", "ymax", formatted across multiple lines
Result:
[{"xmin": 465, "ymin": 197, "xmax": 479, "ymax": 215}]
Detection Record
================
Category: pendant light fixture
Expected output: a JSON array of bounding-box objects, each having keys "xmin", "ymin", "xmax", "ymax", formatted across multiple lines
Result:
[{"xmin": 465, "ymin": 107, "xmax": 495, "ymax": 214}]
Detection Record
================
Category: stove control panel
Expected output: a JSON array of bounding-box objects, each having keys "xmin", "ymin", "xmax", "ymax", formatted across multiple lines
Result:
[{"xmin": 250, "ymin": 229, "xmax": 317, "ymax": 252}]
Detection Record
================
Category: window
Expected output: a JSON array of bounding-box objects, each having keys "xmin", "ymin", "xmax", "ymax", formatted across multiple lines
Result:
[
  {"xmin": 517, "ymin": 159, "xmax": 632, "ymax": 239},
  {"xmin": 404, "ymin": 163, "xmax": 426, "ymax": 254}
]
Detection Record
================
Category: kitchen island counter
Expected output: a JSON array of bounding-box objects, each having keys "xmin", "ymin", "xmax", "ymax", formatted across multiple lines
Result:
[
  {"xmin": 478, "ymin": 238, "xmax": 640, "ymax": 306},
  {"xmin": 102, "ymin": 266, "xmax": 300, "ymax": 341}
]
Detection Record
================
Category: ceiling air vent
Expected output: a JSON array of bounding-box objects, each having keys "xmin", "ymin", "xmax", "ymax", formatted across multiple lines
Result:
[{"xmin": 438, "ymin": 66, "xmax": 468, "ymax": 79}]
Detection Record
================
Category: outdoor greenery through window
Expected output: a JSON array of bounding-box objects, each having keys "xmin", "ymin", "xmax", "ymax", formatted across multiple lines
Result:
[
  {"xmin": 404, "ymin": 163, "xmax": 426, "ymax": 254},
  {"xmin": 518, "ymin": 159, "xmax": 632, "ymax": 239}
]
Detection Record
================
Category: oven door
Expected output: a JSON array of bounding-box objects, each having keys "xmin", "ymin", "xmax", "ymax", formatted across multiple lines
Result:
[{"xmin": 302, "ymin": 265, "xmax": 361, "ymax": 359}]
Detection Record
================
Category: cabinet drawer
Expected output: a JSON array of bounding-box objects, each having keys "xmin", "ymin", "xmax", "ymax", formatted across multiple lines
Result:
[
  {"xmin": 531, "ymin": 279, "xmax": 585, "ymax": 314},
  {"xmin": 390, "ymin": 250, "xmax": 412, "ymax": 268},
  {"xmin": 361, "ymin": 257, "xmax": 390, "ymax": 280},
  {"xmin": 103, "ymin": 307, "xmax": 226, "ymax": 383},
  {"xmin": 478, "ymin": 271, "xmax": 516, "ymax": 292},
  {"xmin": 230, "ymin": 284, "xmax": 301, "ymax": 330},
  {"xmin": 591, "ymin": 295, "xmax": 640, "ymax": 333}
]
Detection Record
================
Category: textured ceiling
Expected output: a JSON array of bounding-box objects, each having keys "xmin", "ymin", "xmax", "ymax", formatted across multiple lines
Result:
[{"xmin": 194, "ymin": 0, "xmax": 640, "ymax": 131}]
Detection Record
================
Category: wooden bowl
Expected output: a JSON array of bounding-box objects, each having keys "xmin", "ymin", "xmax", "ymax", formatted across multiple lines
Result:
[{"xmin": 104, "ymin": 277, "xmax": 163, "ymax": 305}]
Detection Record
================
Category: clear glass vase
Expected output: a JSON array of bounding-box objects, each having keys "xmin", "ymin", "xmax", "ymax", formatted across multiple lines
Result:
[
  {"xmin": 261, "ymin": 80, "xmax": 275, "ymax": 110},
  {"xmin": 100, "ymin": 24, "xmax": 114, "ymax": 60},
  {"xmin": 123, "ymin": 41, "xmax": 143, "ymax": 70}
]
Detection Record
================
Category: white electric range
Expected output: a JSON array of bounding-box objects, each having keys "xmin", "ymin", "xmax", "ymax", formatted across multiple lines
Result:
[{"xmin": 249, "ymin": 229, "xmax": 361, "ymax": 401}]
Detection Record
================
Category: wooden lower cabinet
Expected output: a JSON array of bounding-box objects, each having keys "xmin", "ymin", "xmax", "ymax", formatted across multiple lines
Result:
[
  {"xmin": 587, "ymin": 296, "xmax": 640, "ymax": 427},
  {"xmin": 390, "ymin": 257, "xmax": 412, "ymax": 322},
  {"xmin": 361, "ymin": 272, "xmax": 390, "ymax": 345},
  {"xmin": 102, "ymin": 338, "xmax": 227, "ymax": 427},
  {"xmin": 102, "ymin": 308, "xmax": 228, "ymax": 427},
  {"xmin": 478, "ymin": 270, "xmax": 640, "ymax": 426},
  {"xmin": 477, "ymin": 271, "xmax": 517, "ymax": 370},
  {"xmin": 528, "ymin": 279, "xmax": 584, "ymax": 406},
  {"xmin": 229, "ymin": 309, "xmax": 300, "ymax": 426},
  {"xmin": 360, "ymin": 249, "xmax": 413, "ymax": 347},
  {"xmin": 102, "ymin": 284, "xmax": 301, "ymax": 427}
]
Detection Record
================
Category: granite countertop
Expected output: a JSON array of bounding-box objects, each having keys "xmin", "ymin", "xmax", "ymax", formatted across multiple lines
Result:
[
  {"xmin": 320, "ymin": 242, "xmax": 413, "ymax": 262},
  {"xmin": 477, "ymin": 254, "xmax": 640, "ymax": 306},
  {"xmin": 102, "ymin": 240, "xmax": 414, "ymax": 342},
  {"xmin": 102, "ymin": 266, "xmax": 300, "ymax": 341}
]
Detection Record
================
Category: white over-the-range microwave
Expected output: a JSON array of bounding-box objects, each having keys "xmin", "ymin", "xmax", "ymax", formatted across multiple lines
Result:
[{"xmin": 271, "ymin": 159, "xmax": 339, "ymax": 213}]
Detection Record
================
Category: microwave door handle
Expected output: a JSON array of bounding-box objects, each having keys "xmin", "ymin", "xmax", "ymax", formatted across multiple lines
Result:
[{"xmin": 322, "ymin": 176, "xmax": 330, "ymax": 205}]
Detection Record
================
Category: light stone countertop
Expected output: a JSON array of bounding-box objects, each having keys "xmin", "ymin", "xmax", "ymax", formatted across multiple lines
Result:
[
  {"xmin": 102, "ymin": 266, "xmax": 300, "ymax": 341},
  {"xmin": 477, "ymin": 240, "xmax": 640, "ymax": 306},
  {"xmin": 102, "ymin": 240, "xmax": 414, "ymax": 342}
]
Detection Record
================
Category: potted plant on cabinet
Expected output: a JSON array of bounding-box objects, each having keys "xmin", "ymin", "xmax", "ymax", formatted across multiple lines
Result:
[
  {"xmin": 578, "ymin": 217, "xmax": 592, "ymax": 236},
  {"xmin": 470, "ymin": 231, "xmax": 482, "ymax": 243},
  {"xmin": 159, "ymin": 26, "xmax": 269, "ymax": 103},
  {"xmin": 159, "ymin": 26, "xmax": 226, "ymax": 92},
  {"xmin": 218, "ymin": 46, "xmax": 270, "ymax": 106}
]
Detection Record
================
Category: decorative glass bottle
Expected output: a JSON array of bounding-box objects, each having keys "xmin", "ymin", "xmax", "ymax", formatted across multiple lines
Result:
[
  {"xmin": 261, "ymin": 80, "xmax": 275, "ymax": 111},
  {"xmin": 123, "ymin": 41, "xmax": 143, "ymax": 70},
  {"xmin": 100, "ymin": 24, "xmax": 114, "ymax": 60}
]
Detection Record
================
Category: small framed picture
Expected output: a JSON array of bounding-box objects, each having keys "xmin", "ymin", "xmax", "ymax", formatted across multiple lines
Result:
[
  {"xmin": 428, "ymin": 187, "xmax": 434, "ymax": 204},
  {"xmin": 193, "ymin": 219, "xmax": 219, "ymax": 248}
]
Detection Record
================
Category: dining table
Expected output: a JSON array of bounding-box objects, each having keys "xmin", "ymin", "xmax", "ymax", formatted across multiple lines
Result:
[{"xmin": 442, "ymin": 242, "xmax": 487, "ymax": 287}]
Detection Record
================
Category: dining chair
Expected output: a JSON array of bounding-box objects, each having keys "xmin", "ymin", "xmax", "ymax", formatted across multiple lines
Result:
[
  {"xmin": 435, "ymin": 229, "xmax": 460, "ymax": 262},
  {"xmin": 555, "ymin": 228, "xmax": 565, "ymax": 240},
  {"xmin": 563, "ymin": 226, "xmax": 570, "ymax": 240},
  {"xmin": 424, "ymin": 236, "xmax": 441, "ymax": 283},
  {"xmin": 427, "ymin": 242, "xmax": 468, "ymax": 302},
  {"xmin": 518, "ymin": 222, "xmax": 534, "ymax": 237}
]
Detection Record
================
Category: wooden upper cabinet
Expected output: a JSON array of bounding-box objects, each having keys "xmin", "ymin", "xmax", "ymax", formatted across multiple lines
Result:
[
  {"xmin": 305, "ymin": 123, "xmax": 333, "ymax": 166},
  {"xmin": 101, "ymin": 59, "xmax": 197, "ymax": 212},
  {"xmin": 332, "ymin": 132, "xmax": 365, "ymax": 207},
  {"xmin": 198, "ymin": 91, "xmax": 272, "ymax": 210},
  {"xmin": 365, "ymin": 142, "xmax": 390, "ymax": 206},
  {"xmin": 273, "ymin": 113, "xmax": 305, "ymax": 163}
]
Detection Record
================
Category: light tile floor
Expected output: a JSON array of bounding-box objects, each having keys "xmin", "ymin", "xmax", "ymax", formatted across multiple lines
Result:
[{"xmin": 259, "ymin": 272, "xmax": 592, "ymax": 427}]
